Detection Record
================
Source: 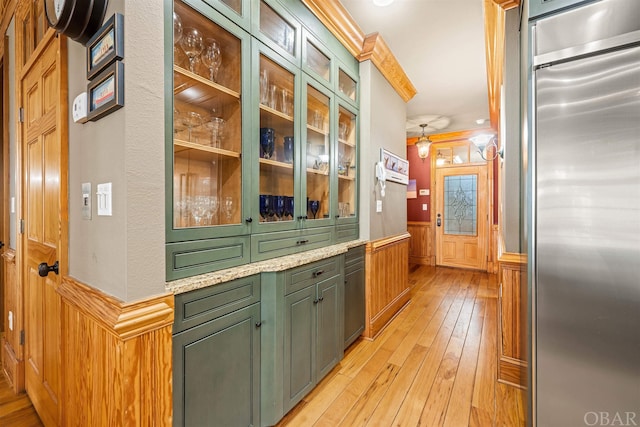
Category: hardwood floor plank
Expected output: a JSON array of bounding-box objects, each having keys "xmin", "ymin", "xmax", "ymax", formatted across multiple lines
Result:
[{"xmin": 472, "ymin": 288, "xmax": 499, "ymax": 420}]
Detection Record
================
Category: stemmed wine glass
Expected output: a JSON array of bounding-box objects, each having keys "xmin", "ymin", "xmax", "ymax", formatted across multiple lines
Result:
[
  {"xmin": 201, "ymin": 38, "xmax": 222, "ymax": 82},
  {"xmin": 274, "ymin": 196, "xmax": 285, "ymax": 221},
  {"xmin": 191, "ymin": 195, "xmax": 211, "ymax": 226},
  {"xmin": 181, "ymin": 111, "xmax": 203, "ymax": 143},
  {"xmin": 173, "ymin": 12, "xmax": 183, "ymax": 45},
  {"xmin": 180, "ymin": 28, "xmax": 204, "ymax": 73},
  {"xmin": 309, "ymin": 200, "xmax": 320, "ymax": 219},
  {"xmin": 259, "ymin": 195, "xmax": 270, "ymax": 222},
  {"xmin": 222, "ymin": 196, "xmax": 235, "ymax": 222}
]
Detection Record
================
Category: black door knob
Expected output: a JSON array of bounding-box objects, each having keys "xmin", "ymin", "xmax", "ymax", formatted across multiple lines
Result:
[
  {"xmin": 0, "ymin": 241, "xmax": 4, "ymax": 248},
  {"xmin": 38, "ymin": 261, "xmax": 59, "ymax": 277}
]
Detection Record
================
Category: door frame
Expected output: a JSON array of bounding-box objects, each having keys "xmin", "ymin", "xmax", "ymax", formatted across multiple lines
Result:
[{"xmin": 429, "ymin": 135, "xmax": 495, "ymax": 272}]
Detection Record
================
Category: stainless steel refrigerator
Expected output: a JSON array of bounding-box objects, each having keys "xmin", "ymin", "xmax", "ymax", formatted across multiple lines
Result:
[{"xmin": 531, "ymin": 0, "xmax": 640, "ymax": 425}]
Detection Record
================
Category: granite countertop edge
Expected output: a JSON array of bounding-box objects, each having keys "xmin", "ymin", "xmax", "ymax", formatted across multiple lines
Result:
[{"xmin": 166, "ymin": 239, "xmax": 368, "ymax": 295}]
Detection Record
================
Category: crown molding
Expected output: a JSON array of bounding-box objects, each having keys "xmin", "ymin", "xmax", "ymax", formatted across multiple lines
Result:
[
  {"xmin": 302, "ymin": 0, "xmax": 417, "ymax": 102},
  {"xmin": 492, "ymin": 0, "xmax": 520, "ymax": 10}
]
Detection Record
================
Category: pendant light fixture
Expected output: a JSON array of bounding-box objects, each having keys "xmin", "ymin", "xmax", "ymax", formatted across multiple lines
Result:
[{"xmin": 415, "ymin": 124, "xmax": 432, "ymax": 160}]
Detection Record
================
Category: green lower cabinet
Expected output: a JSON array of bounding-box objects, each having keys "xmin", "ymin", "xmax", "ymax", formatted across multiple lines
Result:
[
  {"xmin": 251, "ymin": 226, "xmax": 334, "ymax": 262},
  {"xmin": 173, "ymin": 285, "xmax": 261, "ymax": 426},
  {"xmin": 261, "ymin": 256, "xmax": 344, "ymax": 426},
  {"xmin": 344, "ymin": 245, "xmax": 365, "ymax": 349}
]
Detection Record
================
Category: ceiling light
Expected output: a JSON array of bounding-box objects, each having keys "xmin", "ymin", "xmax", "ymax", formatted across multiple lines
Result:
[
  {"xmin": 373, "ymin": 0, "xmax": 394, "ymax": 6},
  {"xmin": 415, "ymin": 124, "xmax": 432, "ymax": 161},
  {"xmin": 475, "ymin": 118, "xmax": 487, "ymax": 125}
]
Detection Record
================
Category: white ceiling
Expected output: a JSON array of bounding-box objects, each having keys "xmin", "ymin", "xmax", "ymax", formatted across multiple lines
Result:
[{"xmin": 340, "ymin": 0, "xmax": 490, "ymax": 137}]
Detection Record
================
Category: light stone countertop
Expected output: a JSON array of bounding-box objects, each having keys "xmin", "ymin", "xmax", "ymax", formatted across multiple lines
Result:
[{"xmin": 166, "ymin": 239, "xmax": 367, "ymax": 295}]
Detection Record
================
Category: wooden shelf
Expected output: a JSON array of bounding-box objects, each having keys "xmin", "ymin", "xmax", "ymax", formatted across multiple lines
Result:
[
  {"xmin": 260, "ymin": 104, "xmax": 294, "ymax": 122},
  {"xmin": 259, "ymin": 158, "xmax": 294, "ymax": 170},
  {"xmin": 307, "ymin": 124, "xmax": 328, "ymax": 136},
  {"xmin": 338, "ymin": 174, "xmax": 355, "ymax": 181},
  {"xmin": 174, "ymin": 65, "xmax": 240, "ymax": 100},
  {"xmin": 306, "ymin": 167, "xmax": 329, "ymax": 176},
  {"xmin": 339, "ymin": 138, "xmax": 355, "ymax": 147},
  {"xmin": 174, "ymin": 139, "xmax": 241, "ymax": 163}
]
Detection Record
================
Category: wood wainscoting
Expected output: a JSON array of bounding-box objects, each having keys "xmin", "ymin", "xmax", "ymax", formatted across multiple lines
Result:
[
  {"xmin": 497, "ymin": 252, "xmax": 527, "ymax": 388},
  {"xmin": 57, "ymin": 277, "xmax": 174, "ymax": 425},
  {"xmin": 2, "ymin": 249, "xmax": 24, "ymax": 393},
  {"xmin": 407, "ymin": 221, "xmax": 433, "ymax": 266},
  {"xmin": 364, "ymin": 233, "xmax": 411, "ymax": 339}
]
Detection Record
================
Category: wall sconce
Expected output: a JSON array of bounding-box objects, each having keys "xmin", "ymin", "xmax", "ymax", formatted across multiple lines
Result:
[
  {"xmin": 469, "ymin": 133, "xmax": 504, "ymax": 161},
  {"xmin": 415, "ymin": 124, "xmax": 432, "ymax": 161}
]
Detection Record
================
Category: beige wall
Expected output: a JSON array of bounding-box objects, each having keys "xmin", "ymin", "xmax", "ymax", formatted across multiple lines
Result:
[
  {"xmin": 359, "ymin": 61, "xmax": 408, "ymax": 241},
  {"xmin": 67, "ymin": 0, "xmax": 166, "ymax": 301}
]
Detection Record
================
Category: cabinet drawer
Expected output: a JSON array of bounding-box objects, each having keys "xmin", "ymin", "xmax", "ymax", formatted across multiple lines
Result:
[
  {"xmin": 251, "ymin": 227, "xmax": 333, "ymax": 262},
  {"xmin": 166, "ymin": 236, "xmax": 251, "ymax": 280},
  {"xmin": 173, "ymin": 275, "xmax": 260, "ymax": 333},
  {"xmin": 285, "ymin": 256, "xmax": 341, "ymax": 295},
  {"xmin": 336, "ymin": 224, "xmax": 358, "ymax": 243},
  {"xmin": 345, "ymin": 245, "xmax": 365, "ymax": 268}
]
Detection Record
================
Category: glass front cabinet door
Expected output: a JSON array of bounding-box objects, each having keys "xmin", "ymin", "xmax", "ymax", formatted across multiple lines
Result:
[{"xmin": 167, "ymin": 0, "xmax": 359, "ymax": 279}]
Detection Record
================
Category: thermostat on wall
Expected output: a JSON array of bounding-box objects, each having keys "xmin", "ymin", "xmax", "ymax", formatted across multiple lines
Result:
[{"xmin": 73, "ymin": 92, "xmax": 88, "ymax": 123}]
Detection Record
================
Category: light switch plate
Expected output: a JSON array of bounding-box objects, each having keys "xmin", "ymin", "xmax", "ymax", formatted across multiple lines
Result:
[
  {"xmin": 376, "ymin": 200, "xmax": 383, "ymax": 212},
  {"xmin": 82, "ymin": 182, "xmax": 91, "ymax": 220},
  {"xmin": 96, "ymin": 182, "xmax": 112, "ymax": 216},
  {"xmin": 422, "ymin": 204, "xmax": 428, "ymax": 211},
  {"xmin": 419, "ymin": 189, "xmax": 429, "ymax": 196}
]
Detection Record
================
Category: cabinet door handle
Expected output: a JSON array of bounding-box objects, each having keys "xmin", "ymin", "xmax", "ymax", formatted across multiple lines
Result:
[
  {"xmin": 313, "ymin": 270, "xmax": 324, "ymax": 277},
  {"xmin": 297, "ymin": 215, "xmax": 307, "ymax": 220},
  {"xmin": 318, "ymin": 296, "xmax": 324, "ymax": 302},
  {"xmin": 245, "ymin": 217, "xmax": 253, "ymax": 223},
  {"xmin": 255, "ymin": 321, "xmax": 262, "ymax": 328},
  {"xmin": 296, "ymin": 239, "xmax": 309, "ymax": 245},
  {"xmin": 313, "ymin": 299, "xmax": 319, "ymax": 304}
]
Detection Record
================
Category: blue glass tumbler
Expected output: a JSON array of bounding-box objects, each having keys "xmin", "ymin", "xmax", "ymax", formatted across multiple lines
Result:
[{"xmin": 259, "ymin": 128, "xmax": 275, "ymax": 159}]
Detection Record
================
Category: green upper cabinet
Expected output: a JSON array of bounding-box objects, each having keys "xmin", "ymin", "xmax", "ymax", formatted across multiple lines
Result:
[
  {"xmin": 201, "ymin": 0, "xmax": 252, "ymax": 29},
  {"xmin": 166, "ymin": 0, "xmax": 360, "ymax": 280},
  {"xmin": 253, "ymin": 0, "xmax": 302, "ymax": 66}
]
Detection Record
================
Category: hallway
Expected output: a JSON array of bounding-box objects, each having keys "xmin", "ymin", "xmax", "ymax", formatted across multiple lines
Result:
[{"xmin": 277, "ymin": 265, "xmax": 527, "ymax": 426}]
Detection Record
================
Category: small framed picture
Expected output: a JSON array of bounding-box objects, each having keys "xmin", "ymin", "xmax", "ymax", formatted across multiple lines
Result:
[
  {"xmin": 87, "ymin": 61, "xmax": 124, "ymax": 121},
  {"xmin": 86, "ymin": 13, "xmax": 124, "ymax": 80}
]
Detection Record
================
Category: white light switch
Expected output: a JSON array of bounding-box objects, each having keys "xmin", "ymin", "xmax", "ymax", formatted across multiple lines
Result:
[
  {"xmin": 422, "ymin": 204, "xmax": 428, "ymax": 211},
  {"xmin": 376, "ymin": 200, "xmax": 383, "ymax": 212},
  {"xmin": 96, "ymin": 182, "xmax": 112, "ymax": 216}
]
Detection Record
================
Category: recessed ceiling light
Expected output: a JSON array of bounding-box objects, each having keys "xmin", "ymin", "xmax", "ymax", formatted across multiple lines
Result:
[
  {"xmin": 373, "ymin": 0, "xmax": 394, "ymax": 6},
  {"xmin": 476, "ymin": 118, "xmax": 486, "ymax": 125}
]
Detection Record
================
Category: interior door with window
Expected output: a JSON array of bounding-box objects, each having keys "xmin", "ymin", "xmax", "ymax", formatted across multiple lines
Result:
[{"xmin": 435, "ymin": 165, "xmax": 488, "ymax": 270}]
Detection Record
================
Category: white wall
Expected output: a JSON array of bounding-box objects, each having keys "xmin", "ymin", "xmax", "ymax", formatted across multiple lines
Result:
[
  {"xmin": 359, "ymin": 61, "xmax": 408, "ymax": 241},
  {"xmin": 67, "ymin": 0, "xmax": 166, "ymax": 301}
]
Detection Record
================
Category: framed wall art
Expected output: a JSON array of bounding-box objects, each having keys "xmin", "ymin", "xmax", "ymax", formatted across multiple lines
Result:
[
  {"xmin": 87, "ymin": 61, "xmax": 124, "ymax": 121},
  {"xmin": 86, "ymin": 13, "xmax": 124, "ymax": 80},
  {"xmin": 380, "ymin": 148, "xmax": 409, "ymax": 185}
]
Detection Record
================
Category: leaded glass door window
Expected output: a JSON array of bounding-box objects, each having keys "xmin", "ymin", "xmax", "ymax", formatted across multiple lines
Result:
[{"xmin": 444, "ymin": 175, "xmax": 477, "ymax": 236}]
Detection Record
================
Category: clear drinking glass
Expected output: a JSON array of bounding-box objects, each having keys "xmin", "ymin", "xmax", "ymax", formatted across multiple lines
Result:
[
  {"xmin": 201, "ymin": 38, "xmax": 222, "ymax": 82},
  {"xmin": 181, "ymin": 111, "xmax": 203, "ymax": 143},
  {"xmin": 180, "ymin": 27, "xmax": 204, "ymax": 73}
]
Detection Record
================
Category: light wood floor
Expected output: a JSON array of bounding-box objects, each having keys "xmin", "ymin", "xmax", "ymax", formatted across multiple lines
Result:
[
  {"xmin": 0, "ymin": 265, "xmax": 526, "ymax": 426},
  {"xmin": 0, "ymin": 375, "xmax": 42, "ymax": 426},
  {"xmin": 276, "ymin": 265, "xmax": 528, "ymax": 427}
]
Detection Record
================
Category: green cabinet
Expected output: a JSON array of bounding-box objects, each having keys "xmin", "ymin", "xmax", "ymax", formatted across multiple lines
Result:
[
  {"xmin": 261, "ymin": 256, "xmax": 344, "ymax": 426},
  {"xmin": 166, "ymin": 0, "xmax": 360, "ymax": 281},
  {"xmin": 344, "ymin": 245, "xmax": 365, "ymax": 349},
  {"xmin": 172, "ymin": 275, "xmax": 261, "ymax": 427}
]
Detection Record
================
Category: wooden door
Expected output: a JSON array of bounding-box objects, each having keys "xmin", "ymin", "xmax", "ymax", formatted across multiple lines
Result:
[
  {"xmin": 21, "ymin": 32, "xmax": 66, "ymax": 427},
  {"xmin": 435, "ymin": 165, "xmax": 488, "ymax": 270}
]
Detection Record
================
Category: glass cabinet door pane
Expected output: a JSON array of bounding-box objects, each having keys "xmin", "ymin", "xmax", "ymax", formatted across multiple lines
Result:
[
  {"xmin": 259, "ymin": 1, "xmax": 295, "ymax": 56},
  {"xmin": 444, "ymin": 175, "xmax": 478, "ymax": 236},
  {"xmin": 306, "ymin": 40, "xmax": 330, "ymax": 81},
  {"xmin": 220, "ymin": 0, "xmax": 242, "ymax": 15},
  {"xmin": 338, "ymin": 69, "xmax": 356, "ymax": 102},
  {"xmin": 306, "ymin": 85, "xmax": 330, "ymax": 220},
  {"xmin": 338, "ymin": 106, "xmax": 356, "ymax": 218},
  {"xmin": 259, "ymin": 55, "xmax": 295, "ymax": 223},
  {"xmin": 173, "ymin": 0, "xmax": 243, "ymax": 228}
]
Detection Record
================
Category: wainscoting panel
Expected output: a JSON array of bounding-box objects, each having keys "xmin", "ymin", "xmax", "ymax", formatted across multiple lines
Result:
[
  {"xmin": 498, "ymin": 252, "xmax": 527, "ymax": 388},
  {"xmin": 364, "ymin": 233, "xmax": 411, "ymax": 339},
  {"xmin": 407, "ymin": 221, "xmax": 433, "ymax": 266},
  {"xmin": 58, "ymin": 277, "xmax": 174, "ymax": 425},
  {"xmin": 1, "ymin": 250, "xmax": 24, "ymax": 393}
]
